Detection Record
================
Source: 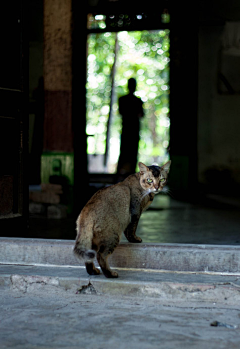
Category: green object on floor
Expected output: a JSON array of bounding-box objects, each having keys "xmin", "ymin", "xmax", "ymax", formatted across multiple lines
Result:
[
  {"xmin": 41, "ymin": 152, "xmax": 74, "ymax": 185},
  {"xmin": 41, "ymin": 152, "xmax": 74, "ymax": 214}
]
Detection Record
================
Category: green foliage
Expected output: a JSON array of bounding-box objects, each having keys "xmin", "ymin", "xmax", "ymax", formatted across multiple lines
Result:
[{"xmin": 86, "ymin": 30, "xmax": 170, "ymax": 172}]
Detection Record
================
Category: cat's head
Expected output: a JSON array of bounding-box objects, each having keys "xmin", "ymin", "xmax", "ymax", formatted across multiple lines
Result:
[{"xmin": 138, "ymin": 161, "xmax": 171, "ymax": 194}]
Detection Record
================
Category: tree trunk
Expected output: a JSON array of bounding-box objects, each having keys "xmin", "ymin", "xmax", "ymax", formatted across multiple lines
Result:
[{"xmin": 104, "ymin": 33, "xmax": 118, "ymax": 168}]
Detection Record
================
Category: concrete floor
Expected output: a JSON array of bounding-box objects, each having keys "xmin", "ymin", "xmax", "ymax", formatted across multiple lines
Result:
[
  {"xmin": 1, "ymin": 192, "xmax": 240, "ymax": 348},
  {"xmin": 1, "ymin": 286, "xmax": 240, "ymax": 349},
  {"xmin": 26, "ymin": 195, "xmax": 240, "ymax": 245},
  {"xmin": 135, "ymin": 195, "xmax": 240, "ymax": 245}
]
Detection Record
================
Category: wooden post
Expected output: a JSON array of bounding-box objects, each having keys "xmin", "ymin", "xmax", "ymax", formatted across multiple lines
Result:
[{"xmin": 43, "ymin": 0, "xmax": 73, "ymax": 152}]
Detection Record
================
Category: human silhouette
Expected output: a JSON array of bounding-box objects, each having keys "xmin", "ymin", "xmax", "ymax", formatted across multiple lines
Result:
[{"xmin": 117, "ymin": 78, "xmax": 144, "ymax": 175}]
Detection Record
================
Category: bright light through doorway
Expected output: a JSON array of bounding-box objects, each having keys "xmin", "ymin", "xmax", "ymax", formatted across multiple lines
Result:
[{"xmin": 86, "ymin": 30, "xmax": 170, "ymax": 173}]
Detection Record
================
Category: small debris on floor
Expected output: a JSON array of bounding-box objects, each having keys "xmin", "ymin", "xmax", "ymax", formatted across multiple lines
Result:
[
  {"xmin": 76, "ymin": 282, "xmax": 97, "ymax": 295},
  {"xmin": 210, "ymin": 321, "xmax": 238, "ymax": 329}
]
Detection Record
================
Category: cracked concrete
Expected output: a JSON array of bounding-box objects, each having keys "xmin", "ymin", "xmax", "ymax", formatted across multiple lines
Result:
[
  {"xmin": 10, "ymin": 274, "xmax": 60, "ymax": 293},
  {"xmin": 1, "ymin": 264, "xmax": 240, "ymax": 305},
  {"xmin": 1, "ymin": 286, "xmax": 240, "ymax": 349}
]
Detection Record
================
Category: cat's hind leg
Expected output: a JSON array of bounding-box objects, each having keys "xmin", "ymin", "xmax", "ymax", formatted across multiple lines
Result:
[
  {"xmin": 97, "ymin": 251, "xmax": 118, "ymax": 278},
  {"xmin": 96, "ymin": 228, "xmax": 120, "ymax": 278},
  {"xmin": 85, "ymin": 262, "xmax": 101, "ymax": 275}
]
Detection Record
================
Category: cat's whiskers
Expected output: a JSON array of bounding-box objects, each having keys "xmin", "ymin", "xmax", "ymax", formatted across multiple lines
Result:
[
  {"xmin": 162, "ymin": 186, "xmax": 175, "ymax": 199},
  {"xmin": 161, "ymin": 186, "xmax": 168, "ymax": 194},
  {"xmin": 140, "ymin": 188, "xmax": 151, "ymax": 201}
]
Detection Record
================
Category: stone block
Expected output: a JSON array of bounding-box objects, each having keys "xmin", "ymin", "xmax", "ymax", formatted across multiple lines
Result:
[
  {"xmin": 29, "ymin": 191, "xmax": 60, "ymax": 204},
  {"xmin": 47, "ymin": 205, "xmax": 67, "ymax": 219},
  {"xmin": 41, "ymin": 183, "xmax": 63, "ymax": 194},
  {"xmin": 29, "ymin": 202, "xmax": 46, "ymax": 215}
]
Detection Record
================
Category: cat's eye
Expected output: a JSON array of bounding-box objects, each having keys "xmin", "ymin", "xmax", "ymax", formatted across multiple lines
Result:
[
  {"xmin": 160, "ymin": 178, "xmax": 166, "ymax": 182},
  {"xmin": 147, "ymin": 178, "xmax": 153, "ymax": 183}
]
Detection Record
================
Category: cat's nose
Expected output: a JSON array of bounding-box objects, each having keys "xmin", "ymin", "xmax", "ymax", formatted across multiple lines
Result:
[{"xmin": 154, "ymin": 186, "xmax": 159, "ymax": 191}]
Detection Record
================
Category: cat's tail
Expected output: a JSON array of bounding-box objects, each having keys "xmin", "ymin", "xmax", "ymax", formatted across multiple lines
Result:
[
  {"xmin": 73, "ymin": 221, "xmax": 96, "ymax": 262},
  {"xmin": 73, "ymin": 245, "xmax": 96, "ymax": 262}
]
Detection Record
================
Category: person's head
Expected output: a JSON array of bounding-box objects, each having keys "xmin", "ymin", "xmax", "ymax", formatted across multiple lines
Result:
[{"xmin": 128, "ymin": 78, "xmax": 137, "ymax": 94}]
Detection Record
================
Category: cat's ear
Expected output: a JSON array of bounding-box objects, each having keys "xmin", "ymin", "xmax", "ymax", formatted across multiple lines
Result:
[
  {"xmin": 162, "ymin": 160, "xmax": 171, "ymax": 173},
  {"xmin": 138, "ymin": 162, "xmax": 148, "ymax": 175}
]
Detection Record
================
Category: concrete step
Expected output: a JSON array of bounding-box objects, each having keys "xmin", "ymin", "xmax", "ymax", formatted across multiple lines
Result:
[
  {"xmin": 1, "ymin": 237, "xmax": 240, "ymax": 273},
  {"xmin": 1, "ymin": 264, "xmax": 240, "ymax": 304}
]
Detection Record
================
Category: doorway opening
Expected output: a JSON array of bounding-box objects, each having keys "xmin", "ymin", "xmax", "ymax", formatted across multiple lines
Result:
[{"xmin": 86, "ymin": 29, "xmax": 170, "ymax": 174}]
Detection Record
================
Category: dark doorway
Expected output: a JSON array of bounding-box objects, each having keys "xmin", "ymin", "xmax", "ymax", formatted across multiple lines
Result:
[{"xmin": 0, "ymin": 0, "xmax": 28, "ymax": 232}]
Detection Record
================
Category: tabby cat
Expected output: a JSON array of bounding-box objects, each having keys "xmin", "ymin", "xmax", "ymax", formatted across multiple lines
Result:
[{"xmin": 73, "ymin": 161, "xmax": 171, "ymax": 278}]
